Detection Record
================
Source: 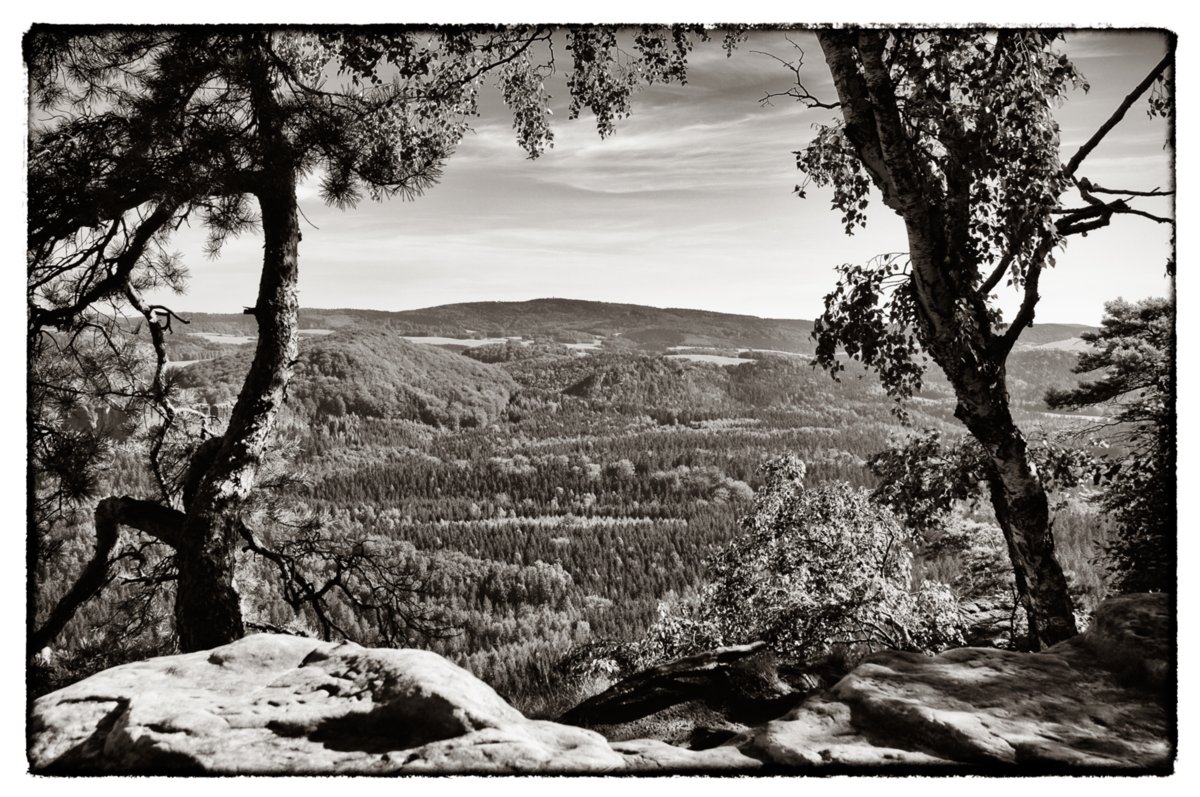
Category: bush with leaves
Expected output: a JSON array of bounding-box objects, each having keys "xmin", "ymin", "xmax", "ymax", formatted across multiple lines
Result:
[
  {"xmin": 868, "ymin": 430, "xmax": 1114, "ymax": 638},
  {"xmin": 867, "ymin": 429, "xmax": 1097, "ymax": 535},
  {"xmin": 637, "ymin": 456, "xmax": 963, "ymax": 667}
]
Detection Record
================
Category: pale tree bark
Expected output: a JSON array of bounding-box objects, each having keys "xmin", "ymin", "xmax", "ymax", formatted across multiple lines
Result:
[{"xmin": 816, "ymin": 30, "xmax": 1078, "ymax": 647}]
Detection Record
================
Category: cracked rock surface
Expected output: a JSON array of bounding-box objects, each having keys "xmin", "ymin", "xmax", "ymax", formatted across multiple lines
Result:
[
  {"xmin": 29, "ymin": 594, "xmax": 1171, "ymax": 774},
  {"xmin": 29, "ymin": 634, "xmax": 755, "ymax": 773},
  {"xmin": 730, "ymin": 593, "xmax": 1172, "ymax": 770}
]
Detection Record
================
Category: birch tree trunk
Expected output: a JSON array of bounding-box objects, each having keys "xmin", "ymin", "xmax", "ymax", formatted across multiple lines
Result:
[{"xmin": 816, "ymin": 30, "xmax": 1078, "ymax": 647}]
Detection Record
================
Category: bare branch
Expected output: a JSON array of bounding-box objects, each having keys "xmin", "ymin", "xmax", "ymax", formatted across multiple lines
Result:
[
  {"xmin": 753, "ymin": 43, "xmax": 840, "ymax": 109},
  {"xmin": 124, "ymin": 288, "xmax": 183, "ymax": 502},
  {"xmin": 29, "ymin": 201, "xmax": 180, "ymax": 336},
  {"xmin": 1055, "ymin": 194, "xmax": 1172, "ymax": 238},
  {"xmin": 979, "ymin": 249, "xmax": 1017, "ymax": 296},
  {"xmin": 996, "ymin": 235, "xmax": 1055, "ymax": 358},
  {"xmin": 1114, "ymin": 206, "xmax": 1173, "ymax": 225},
  {"xmin": 1063, "ymin": 50, "xmax": 1172, "ymax": 179},
  {"xmin": 239, "ymin": 514, "xmax": 452, "ymax": 647},
  {"xmin": 31, "ymin": 496, "xmax": 185, "ymax": 652},
  {"xmin": 1080, "ymin": 180, "xmax": 1173, "ymax": 198}
]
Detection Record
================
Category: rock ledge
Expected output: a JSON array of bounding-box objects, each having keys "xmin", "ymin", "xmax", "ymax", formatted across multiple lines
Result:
[{"xmin": 29, "ymin": 594, "xmax": 1172, "ymax": 773}]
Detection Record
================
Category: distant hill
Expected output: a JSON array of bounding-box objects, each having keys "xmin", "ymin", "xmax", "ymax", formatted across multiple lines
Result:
[
  {"xmin": 499, "ymin": 349, "xmax": 879, "ymax": 416},
  {"xmin": 170, "ymin": 329, "xmax": 906, "ymax": 432},
  {"xmin": 172, "ymin": 299, "xmax": 1095, "ymax": 358},
  {"xmin": 172, "ymin": 299, "xmax": 819, "ymax": 354},
  {"xmin": 1021, "ymin": 337, "xmax": 1091, "ymax": 353},
  {"xmin": 168, "ymin": 300, "xmax": 1095, "ymax": 421},
  {"xmin": 387, "ymin": 298, "xmax": 818, "ymax": 352},
  {"xmin": 1010, "ymin": 323, "xmax": 1096, "ymax": 348},
  {"xmin": 560, "ymin": 354, "xmax": 731, "ymax": 406},
  {"xmin": 174, "ymin": 328, "xmax": 516, "ymax": 429}
]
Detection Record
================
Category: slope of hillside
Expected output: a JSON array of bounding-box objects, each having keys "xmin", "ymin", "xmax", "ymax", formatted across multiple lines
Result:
[
  {"xmin": 170, "ymin": 299, "xmax": 1096, "ymax": 362},
  {"xmin": 559, "ymin": 355, "xmax": 731, "ymax": 406},
  {"xmin": 547, "ymin": 353, "xmax": 850, "ymax": 413},
  {"xmin": 171, "ymin": 300, "xmax": 819, "ymax": 353},
  {"xmin": 175, "ymin": 328, "xmax": 516, "ymax": 428},
  {"xmin": 1011, "ymin": 323, "xmax": 1096, "ymax": 347}
]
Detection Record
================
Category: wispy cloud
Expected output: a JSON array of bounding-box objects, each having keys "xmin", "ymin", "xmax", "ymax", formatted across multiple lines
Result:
[{"xmin": 149, "ymin": 30, "xmax": 1172, "ymax": 324}]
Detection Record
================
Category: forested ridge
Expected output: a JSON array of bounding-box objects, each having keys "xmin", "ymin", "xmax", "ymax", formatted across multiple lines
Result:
[
  {"xmin": 176, "ymin": 329, "xmax": 516, "ymax": 429},
  {"xmin": 33, "ymin": 308, "xmax": 1118, "ymax": 711},
  {"xmin": 165, "ymin": 299, "xmax": 1096, "ymax": 352}
]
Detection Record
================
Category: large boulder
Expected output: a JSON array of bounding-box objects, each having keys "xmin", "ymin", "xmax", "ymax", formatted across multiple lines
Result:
[
  {"xmin": 780, "ymin": 593, "xmax": 1172, "ymax": 769},
  {"xmin": 28, "ymin": 634, "xmax": 758, "ymax": 774},
  {"xmin": 574, "ymin": 594, "xmax": 1173, "ymax": 771},
  {"xmin": 1049, "ymin": 592, "xmax": 1171, "ymax": 693},
  {"xmin": 825, "ymin": 646, "xmax": 1169, "ymax": 768}
]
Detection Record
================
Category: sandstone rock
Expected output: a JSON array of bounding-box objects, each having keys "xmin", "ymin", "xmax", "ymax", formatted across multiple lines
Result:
[
  {"xmin": 610, "ymin": 738, "xmax": 760, "ymax": 770},
  {"xmin": 31, "ymin": 635, "xmax": 646, "ymax": 773},
  {"xmin": 372, "ymin": 722, "xmax": 627, "ymax": 774},
  {"xmin": 29, "ymin": 594, "xmax": 1173, "ymax": 774},
  {"xmin": 831, "ymin": 644, "xmax": 1170, "ymax": 767},
  {"xmin": 733, "ymin": 593, "xmax": 1172, "ymax": 770},
  {"xmin": 734, "ymin": 695, "xmax": 951, "ymax": 768},
  {"xmin": 1050, "ymin": 592, "xmax": 1171, "ymax": 692},
  {"xmin": 30, "ymin": 634, "xmax": 327, "ymax": 771},
  {"xmin": 959, "ymin": 593, "xmax": 1026, "ymax": 648}
]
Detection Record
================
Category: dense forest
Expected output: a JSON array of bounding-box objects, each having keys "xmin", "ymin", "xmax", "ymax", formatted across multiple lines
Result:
[{"xmin": 32, "ymin": 304, "xmax": 1119, "ymax": 713}]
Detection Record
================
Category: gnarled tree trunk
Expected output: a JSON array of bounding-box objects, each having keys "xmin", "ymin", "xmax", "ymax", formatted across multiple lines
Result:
[{"xmin": 174, "ymin": 51, "xmax": 301, "ymax": 652}]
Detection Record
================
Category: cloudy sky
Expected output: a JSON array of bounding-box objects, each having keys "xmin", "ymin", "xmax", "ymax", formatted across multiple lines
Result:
[{"xmin": 155, "ymin": 29, "xmax": 1173, "ymax": 325}]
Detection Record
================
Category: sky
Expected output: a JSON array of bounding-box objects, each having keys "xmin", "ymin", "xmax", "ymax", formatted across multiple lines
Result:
[{"xmin": 140, "ymin": 28, "xmax": 1175, "ymax": 325}]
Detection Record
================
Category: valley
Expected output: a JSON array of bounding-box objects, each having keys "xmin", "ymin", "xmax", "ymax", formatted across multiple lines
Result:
[{"xmin": 34, "ymin": 299, "xmax": 1112, "ymax": 714}]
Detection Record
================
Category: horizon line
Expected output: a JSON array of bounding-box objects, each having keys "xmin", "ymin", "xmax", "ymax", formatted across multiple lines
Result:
[{"xmin": 167, "ymin": 295, "xmax": 1100, "ymax": 328}]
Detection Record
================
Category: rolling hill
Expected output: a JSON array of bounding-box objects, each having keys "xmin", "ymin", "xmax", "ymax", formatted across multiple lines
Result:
[
  {"xmin": 168, "ymin": 299, "xmax": 1095, "ymax": 428},
  {"xmin": 168, "ymin": 298, "xmax": 1095, "ymax": 360},
  {"xmin": 172, "ymin": 299, "xmax": 817, "ymax": 353},
  {"xmin": 174, "ymin": 328, "xmax": 517, "ymax": 429}
]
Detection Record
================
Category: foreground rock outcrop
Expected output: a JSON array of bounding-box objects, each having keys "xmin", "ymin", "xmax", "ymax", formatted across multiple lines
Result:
[
  {"xmin": 28, "ymin": 634, "xmax": 759, "ymax": 773},
  {"xmin": 738, "ymin": 593, "xmax": 1172, "ymax": 770},
  {"xmin": 29, "ymin": 594, "xmax": 1172, "ymax": 774}
]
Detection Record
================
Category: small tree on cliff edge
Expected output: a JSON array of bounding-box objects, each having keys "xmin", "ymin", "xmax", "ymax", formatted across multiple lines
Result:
[
  {"xmin": 28, "ymin": 26, "xmax": 723, "ymax": 654},
  {"xmin": 787, "ymin": 30, "xmax": 1173, "ymax": 647}
]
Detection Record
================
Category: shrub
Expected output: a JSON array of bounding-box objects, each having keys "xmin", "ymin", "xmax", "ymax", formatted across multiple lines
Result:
[{"xmin": 638, "ymin": 456, "xmax": 963, "ymax": 666}]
